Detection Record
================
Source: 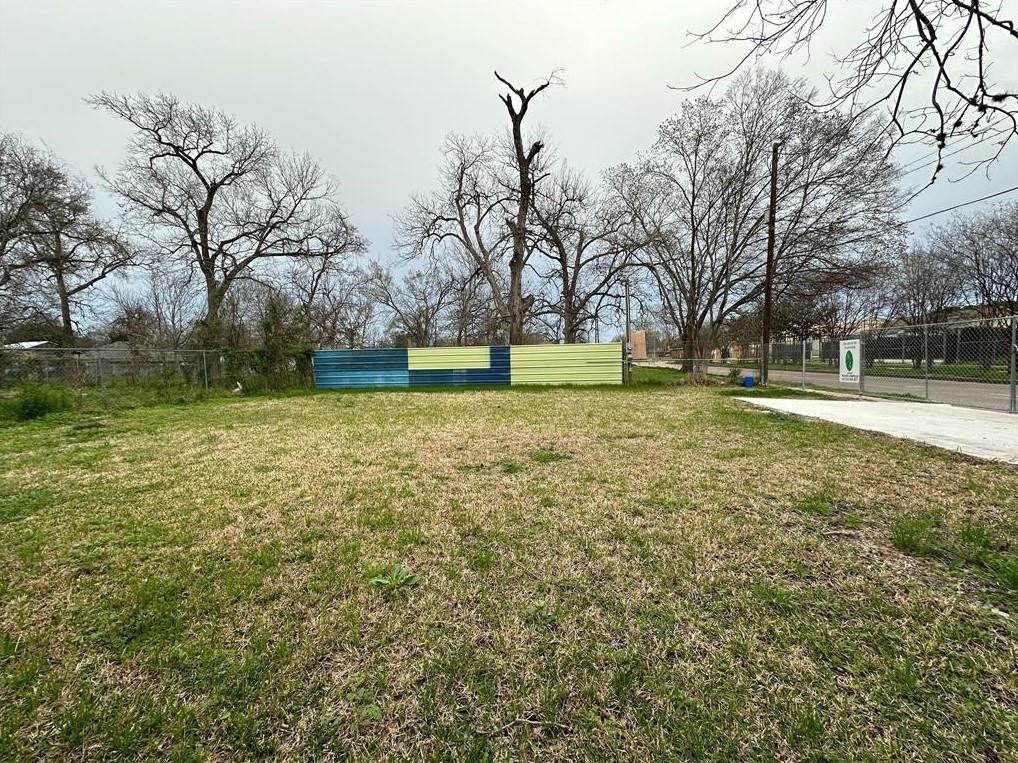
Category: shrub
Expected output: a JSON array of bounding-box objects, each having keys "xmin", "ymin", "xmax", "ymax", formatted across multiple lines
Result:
[
  {"xmin": 727, "ymin": 366, "xmax": 743, "ymax": 385},
  {"xmin": 13, "ymin": 383, "xmax": 74, "ymax": 421}
]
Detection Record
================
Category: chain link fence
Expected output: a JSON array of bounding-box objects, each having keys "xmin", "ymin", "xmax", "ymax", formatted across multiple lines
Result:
[
  {"xmin": 0, "ymin": 345, "xmax": 315, "ymax": 412},
  {"xmin": 650, "ymin": 315, "xmax": 1018, "ymax": 413}
]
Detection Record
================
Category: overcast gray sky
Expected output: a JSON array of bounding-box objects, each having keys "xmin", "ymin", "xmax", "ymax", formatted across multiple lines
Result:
[{"xmin": 3, "ymin": 0, "xmax": 1017, "ymax": 265}]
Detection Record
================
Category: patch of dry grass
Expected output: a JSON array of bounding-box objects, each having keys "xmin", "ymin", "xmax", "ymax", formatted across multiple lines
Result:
[{"xmin": 1, "ymin": 385, "xmax": 1016, "ymax": 761}]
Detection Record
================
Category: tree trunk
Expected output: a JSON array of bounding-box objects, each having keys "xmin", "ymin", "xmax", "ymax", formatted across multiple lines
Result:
[
  {"xmin": 54, "ymin": 268, "xmax": 75, "ymax": 348},
  {"xmin": 46, "ymin": 232, "xmax": 76, "ymax": 347},
  {"xmin": 681, "ymin": 329, "xmax": 697, "ymax": 373},
  {"xmin": 563, "ymin": 310, "xmax": 578, "ymax": 344},
  {"xmin": 201, "ymin": 280, "xmax": 224, "ymax": 350},
  {"xmin": 508, "ymin": 259, "xmax": 525, "ymax": 344}
]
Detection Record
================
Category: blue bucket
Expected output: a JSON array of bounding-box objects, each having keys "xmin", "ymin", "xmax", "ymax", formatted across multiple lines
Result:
[{"xmin": 743, "ymin": 374, "xmax": 756, "ymax": 388}]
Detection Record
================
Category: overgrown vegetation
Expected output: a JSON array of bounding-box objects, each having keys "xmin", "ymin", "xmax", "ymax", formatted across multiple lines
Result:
[
  {"xmin": 5, "ymin": 382, "xmax": 74, "ymax": 421},
  {"xmin": 1, "ymin": 385, "xmax": 1015, "ymax": 760}
]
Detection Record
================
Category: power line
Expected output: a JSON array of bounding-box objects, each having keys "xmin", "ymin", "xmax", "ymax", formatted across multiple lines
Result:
[
  {"xmin": 771, "ymin": 185, "xmax": 1018, "ymax": 259},
  {"xmin": 903, "ymin": 184, "xmax": 1018, "ymax": 224},
  {"xmin": 896, "ymin": 130, "xmax": 1008, "ymax": 177}
]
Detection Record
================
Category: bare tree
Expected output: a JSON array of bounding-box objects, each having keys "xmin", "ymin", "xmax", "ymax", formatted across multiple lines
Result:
[
  {"xmin": 108, "ymin": 270, "xmax": 200, "ymax": 348},
  {"xmin": 0, "ymin": 135, "xmax": 136, "ymax": 344},
  {"xmin": 366, "ymin": 263, "xmax": 457, "ymax": 347},
  {"xmin": 446, "ymin": 269, "xmax": 504, "ymax": 345},
  {"xmin": 397, "ymin": 134, "xmax": 512, "ymax": 338},
  {"xmin": 90, "ymin": 92, "xmax": 365, "ymax": 348},
  {"xmin": 27, "ymin": 176, "xmax": 134, "ymax": 346},
  {"xmin": 937, "ymin": 202, "xmax": 1018, "ymax": 317},
  {"xmin": 892, "ymin": 243, "xmax": 962, "ymax": 325},
  {"xmin": 399, "ymin": 72, "xmax": 556, "ymax": 345},
  {"xmin": 1, "ymin": 135, "xmax": 68, "ymax": 335},
  {"xmin": 814, "ymin": 278, "xmax": 895, "ymax": 339},
  {"xmin": 610, "ymin": 70, "xmax": 901, "ymax": 365},
  {"xmin": 0, "ymin": 135, "xmax": 63, "ymax": 289},
  {"xmin": 691, "ymin": 1, "xmax": 1018, "ymax": 175},
  {"xmin": 495, "ymin": 71, "xmax": 555, "ymax": 343},
  {"xmin": 531, "ymin": 167, "xmax": 633, "ymax": 342}
]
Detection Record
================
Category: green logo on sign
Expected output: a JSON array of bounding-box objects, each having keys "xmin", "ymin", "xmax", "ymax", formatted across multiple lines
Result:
[{"xmin": 845, "ymin": 350, "xmax": 854, "ymax": 372}]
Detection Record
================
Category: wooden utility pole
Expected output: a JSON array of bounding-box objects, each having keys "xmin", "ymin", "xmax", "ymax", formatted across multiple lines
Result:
[
  {"xmin": 622, "ymin": 277, "xmax": 632, "ymax": 383},
  {"xmin": 761, "ymin": 140, "xmax": 781, "ymax": 385}
]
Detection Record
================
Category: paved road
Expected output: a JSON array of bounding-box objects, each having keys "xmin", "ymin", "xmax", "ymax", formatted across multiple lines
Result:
[
  {"xmin": 748, "ymin": 367, "xmax": 1014, "ymax": 411},
  {"xmin": 640, "ymin": 362, "xmax": 1016, "ymax": 412},
  {"xmin": 739, "ymin": 397, "xmax": 1018, "ymax": 464}
]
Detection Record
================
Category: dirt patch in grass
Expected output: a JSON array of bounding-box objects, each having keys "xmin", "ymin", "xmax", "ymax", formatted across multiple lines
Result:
[{"xmin": 1, "ymin": 386, "xmax": 1016, "ymax": 760}]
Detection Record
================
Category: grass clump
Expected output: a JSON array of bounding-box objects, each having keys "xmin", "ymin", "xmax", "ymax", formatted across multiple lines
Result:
[
  {"xmin": 891, "ymin": 511, "xmax": 1017, "ymax": 592},
  {"xmin": 891, "ymin": 511, "xmax": 941, "ymax": 555},
  {"xmin": 530, "ymin": 449, "xmax": 569, "ymax": 464}
]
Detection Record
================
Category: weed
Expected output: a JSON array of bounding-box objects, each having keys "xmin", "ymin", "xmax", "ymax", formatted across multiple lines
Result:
[{"xmin": 368, "ymin": 564, "xmax": 420, "ymax": 592}]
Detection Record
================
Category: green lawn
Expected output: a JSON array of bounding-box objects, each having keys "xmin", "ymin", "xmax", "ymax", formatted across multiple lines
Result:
[
  {"xmin": 705, "ymin": 358, "xmax": 1013, "ymax": 383},
  {"xmin": 2, "ymin": 377, "xmax": 1016, "ymax": 760}
]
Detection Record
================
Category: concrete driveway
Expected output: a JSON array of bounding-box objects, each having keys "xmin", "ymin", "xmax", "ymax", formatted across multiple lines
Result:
[{"xmin": 737, "ymin": 397, "xmax": 1018, "ymax": 464}]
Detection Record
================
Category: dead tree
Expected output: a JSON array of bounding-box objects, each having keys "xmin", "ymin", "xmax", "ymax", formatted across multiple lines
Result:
[{"xmin": 495, "ymin": 71, "xmax": 555, "ymax": 343}]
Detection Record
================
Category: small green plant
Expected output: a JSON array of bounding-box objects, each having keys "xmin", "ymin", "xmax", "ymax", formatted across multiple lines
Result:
[
  {"xmin": 499, "ymin": 459, "xmax": 524, "ymax": 475},
  {"xmin": 990, "ymin": 554, "xmax": 1018, "ymax": 593},
  {"xmin": 891, "ymin": 512, "xmax": 941, "ymax": 556},
  {"xmin": 795, "ymin": 492, "xmax": 836, "ymax": 516},
  {"xmin": 530, "ymin": 449, "xmax": 569, "ymax": 464},
  {"xmin": 368, "ymin": 564, "xmax": 420, "ymax": 592},
  {"xmin": 13, "ymin": 383, "xmax": 74, "ymax": 421},
  {"xmin": 727, "ymin": 366, "xmax": 743, "ymax": 385}
]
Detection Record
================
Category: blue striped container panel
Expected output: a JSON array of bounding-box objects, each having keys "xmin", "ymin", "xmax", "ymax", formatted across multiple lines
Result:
[{"xmin": 313, "ymin": 348, "xmax": 410, "ymax": 388}]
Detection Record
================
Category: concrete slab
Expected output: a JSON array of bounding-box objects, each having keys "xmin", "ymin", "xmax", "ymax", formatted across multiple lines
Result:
[{"xmin": 736, "ymin": 397, "xmax": 1018, "ymax": 464}]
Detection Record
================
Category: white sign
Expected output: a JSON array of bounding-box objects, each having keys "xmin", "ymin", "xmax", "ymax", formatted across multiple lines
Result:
[{"xmin": 839, "ymin": 339, "xmax": 861, "ymax": 386}]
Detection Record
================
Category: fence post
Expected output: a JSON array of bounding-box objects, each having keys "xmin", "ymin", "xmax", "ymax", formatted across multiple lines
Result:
[
  {"xmin": 923, "ymin": 323, "xmax": 930, "ymax": 401},
  {"xmin": 1010, "ymin": 315, "xmax": 1016, "ymax": 414},
  {"xmin": 801, "ymin": 338, "xmax": 806, "ymax": 390},
  {"xmin": 860, "ymin": 334, "xmax": 866, "ymax": 395},
  {"xmin": 202, "ymin": 350, "xmax": 209, "ymax": 392}
]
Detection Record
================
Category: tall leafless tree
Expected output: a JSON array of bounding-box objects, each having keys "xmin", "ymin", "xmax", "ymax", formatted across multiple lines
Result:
[
  {"xmin": 27, "ymin": 177, "xmax": 134, "ymax": 346},
  {"xmin": 936, "ymin": 201, "xmax": 1018, "ymax": 317},
  {"xmin": 610, "ymin": 70, "xmax": 901, "ymax": 364},
  {"xmin": 531, "ymin": 167, "xmax": 633, "ymax": 342},
  {"xmin": 90, "ymin": 92, "xmax": 365, "ymax": 348},
  {"xmin": 1, "ymin": 135, "xmax": 62, "ymax": 290},
  {"xmin": 397, "ymin": 134, "xmax": 512, "ymax": 338},
  {"xmin": 495, "ymin": 71, "xmax": 555, "ymax": 343},
  {"xmin": 399, "ymin": 72, "xmax": 556, "ymax": 345}
]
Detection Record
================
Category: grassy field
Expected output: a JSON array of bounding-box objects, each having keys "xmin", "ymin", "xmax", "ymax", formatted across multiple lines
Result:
[{"xmin": 1, "ymin": 370, "xmax": 1016, "ymax": 761}]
